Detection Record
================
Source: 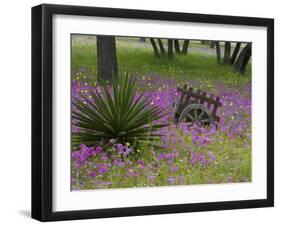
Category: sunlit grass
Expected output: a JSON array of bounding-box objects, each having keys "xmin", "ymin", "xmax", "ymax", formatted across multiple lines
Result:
[{"xmin": 71, "ymin": 38, "xmax": 251, "ymax": 91}]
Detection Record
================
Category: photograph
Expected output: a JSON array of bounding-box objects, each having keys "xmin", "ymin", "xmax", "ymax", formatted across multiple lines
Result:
[{"xmin": 70, "ymin": 35, "xmax": 252, "ymax": 190}]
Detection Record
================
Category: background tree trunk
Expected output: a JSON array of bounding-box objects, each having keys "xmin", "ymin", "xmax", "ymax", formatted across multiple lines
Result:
[
  {"xmin": 150, "ymin": 38, "xmax": 160, "ymax": 58},
  {"xmin": 229, "ymin": 42, "xmax": 241, "ymax": 65},
  {"xmin": 139, "ymin": 37, "xmax": 146, "ymax": 42},
  {"xmin": 168, "ymin": 39, "xmax": 173, "ymax": 58},
  {"xmin": 215, "ymin": 42, "xmax": 221, "ymax": 64},
  {"xmin": 182, "ymin": 40, "xmax": 190, "ymax": 54},
  {"xmin": 210, "ymin": 41, "xmax": 215, "ymax": 49},
  {"xmin": 233, "ymin": 43, "xmax": 252, "ymax": 74},
  {"xmin": 96, "ymin": 35, "xmax": 118, "ymax": 82},
  {"xmin": 174, "ymin": 39, "xmax": 181, "ymax": 54},
  {"xmin": 223, "ymin": 42, "xmax": 231, "ymax": 64},
  {"xmin": 201, "ymin": 40, "xmax": 209, "ymax": 45},
  {"xmin": 157, "ymin": 39, "xmax": 166, "ymax": 56}
]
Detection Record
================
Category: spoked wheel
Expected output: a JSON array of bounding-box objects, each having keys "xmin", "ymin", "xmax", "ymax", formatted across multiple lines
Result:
[{"xmin": 179, "ymin": 103, "xmax": 214, "ymax": 125}]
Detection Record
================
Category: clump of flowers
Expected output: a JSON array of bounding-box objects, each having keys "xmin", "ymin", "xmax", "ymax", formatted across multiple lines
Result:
[
  {"xmin": 112, "ymin": 143, "xmax": 133, "ymax": 158},
  {"xmin": 72, "ymin": 144, "xmax": 103, "ymax": 167}
]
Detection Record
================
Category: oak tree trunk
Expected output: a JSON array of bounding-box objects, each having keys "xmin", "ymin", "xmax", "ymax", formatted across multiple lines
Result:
[
  {"xmin": 233, "ymin": 43, "xmax": 252, "ymax": 74},
  {"xmin": 215, "ymin": 42, "xmax": 221, "ymax": 64},
  {"xmin": 150, "ymin": 38, "xmax": 160, "ymax": 58},
  {"xmin": 201, "ymin": 40, "xmax": 209, "ymax": 45},
  {"xmin": 157, "ymin": 39, "xmax": 166, "ymax": 56},
  {"xmin": 223, "ymin": 42, "xmax": 231, "ymax": 64},
  {"xmin": 174, "ymin": 39, "xmax": 181, "ymax": 54},
  {"xmin": 210, "ymin": 41, "xmax": 215, "ymax": 49},
  {"xmin": 168, "ymin": 39, "xmax": 173, "ymax": 58},
  {"xmin": 182, "ymin": 40, "xmax": 190, "ymax": 54},
  {"xmin": 96, "ymin": 35, "xmax": 118, "ymax": 83},
  {"xmin": 229, "ymin": 42, "xmax": 241, "ymax": 65}
]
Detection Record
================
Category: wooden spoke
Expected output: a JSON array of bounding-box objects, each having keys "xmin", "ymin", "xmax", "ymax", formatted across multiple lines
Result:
[
  {"xmin": 194, "ymin": 109, "xmax": 198, "ymax": 119},
  {"xmin": 201, "ymin": 118, "xmax": 210, "ymax": 123},
  {"xmin": 198, "ymin": 110, "xmax": 204, "ymax": 120},
  {"xmin": 186, "ymin": 113, "xmax": 194, "ymax": 121}
]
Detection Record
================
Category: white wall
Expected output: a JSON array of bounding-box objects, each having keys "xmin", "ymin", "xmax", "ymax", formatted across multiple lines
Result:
[{"xmin": 0, "ymin": 0, "xmax": 279, "ymax": 225}]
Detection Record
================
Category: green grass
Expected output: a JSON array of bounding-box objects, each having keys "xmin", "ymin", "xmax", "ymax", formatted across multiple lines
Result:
[{"xmin": 71, "ymin": 37, "xmax": 251, "ymax": 90}]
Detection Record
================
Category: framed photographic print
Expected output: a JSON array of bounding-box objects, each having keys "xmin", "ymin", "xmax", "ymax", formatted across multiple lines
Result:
[{"xmin": 31, "ymin": 4, "xmax": 274, "ymax": 221}]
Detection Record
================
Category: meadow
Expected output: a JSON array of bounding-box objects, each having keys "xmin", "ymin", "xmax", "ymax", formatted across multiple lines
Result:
[{"xmin": 71, "ymin": 36, "xmax": 252, "ymax": 190}]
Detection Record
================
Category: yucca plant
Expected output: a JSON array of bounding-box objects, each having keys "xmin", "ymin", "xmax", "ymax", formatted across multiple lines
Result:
[{"xmin": 72, "ymin": 73, "xmax": 167, "ymax": 148}]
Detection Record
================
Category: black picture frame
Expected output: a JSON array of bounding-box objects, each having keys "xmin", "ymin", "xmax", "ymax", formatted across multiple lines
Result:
[{"xmin": 32, "ymin": 3, "xmax": 274, "ymax": 222}]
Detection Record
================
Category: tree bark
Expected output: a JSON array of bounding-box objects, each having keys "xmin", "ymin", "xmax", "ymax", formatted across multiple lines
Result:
[
  {"xmin": 149, "ymin": 38, "xmax": 160, "ymax": 58},
  {"xmin": 215, "ymin": 42, "xmax": 221, "ymax": 64},
  {"xmin": 210, "ymin": 41, "xmax": 215, "ymax": 49},
  {"xmin": 96, "ymin": 35, "xmax": 118, "ymax": 83},
  {"xmin": 174, "ymin": 39, "xmax": 181, "ymax": 54},
  {"xmin": 229, "ymin": 42, "xmax": 241, "ymax": 65},
  {"xmin": 182, "ymin": 40, "xmax": 190, "ymax": 54},
  {"xmin": 233, "ymin": 43, "xmax": 252, "ymax": 74},
  {"xmin": 157, "ymin": 39, "xmax": 166, "ymax": 56},
  {"xmin": 223, "ymin": 42, "xmax": 231, "ymax": 64},
  {"xmin": 168, "ymin": 39, "xmax": 173, "ymax": 58}
]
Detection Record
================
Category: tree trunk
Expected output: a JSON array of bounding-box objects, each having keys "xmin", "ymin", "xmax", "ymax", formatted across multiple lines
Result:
[
  {"xmin": 215, "ymin": 42, "xmax": 221, "ymax": 64},
  {"xmin": 182, "ymin": 40, "xmax": 190, "ymax": 54},
  {"xmin": 229, "ymin": 42, "xmax": 241, "ymax": 65},
  {"xmin": 157, "ymin": 39, "xmax": 166, "ymax": 56},
  {"xmin": 223, "ymin": 42, "xmax": 231, "ymax": 64},
  {"xmin": 168, "ymin": 39, "xmax": 173, "ymax": 58},
  {"xmin": 139, "ymin": 37, "xmax": 146, "ymax": 42},
  {"xmin": 96, "ymin": 35, "xmax": 118, "ymax": 82},
  {"xmin": 233, "ymin": 43, "xmax": 252, "ymax": 74},
  {"xmin": 210, "ymin": 41, "xmax": 215, "ymax": 49},
  {"xmin": 174, "ymin": 39, "xmax": 181, "ymax": 54},
  {"xmin": 149, "ymin": 38, "xmax": 160, "ymax": 58}
]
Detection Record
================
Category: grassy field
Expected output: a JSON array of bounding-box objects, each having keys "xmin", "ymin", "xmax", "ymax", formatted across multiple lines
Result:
[
  {"xmin": 71, "ymin": 35, "xmax": 252, "ymax": 190},
  {"xmin": 71, "ymin": 36, "xmax": 251, "ymax": 90}
]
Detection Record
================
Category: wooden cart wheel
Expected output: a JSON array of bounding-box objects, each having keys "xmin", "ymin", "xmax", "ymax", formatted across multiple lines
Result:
[{"xmin": 179, "ymin": 103, "xmax": 214, "ymax": 125}]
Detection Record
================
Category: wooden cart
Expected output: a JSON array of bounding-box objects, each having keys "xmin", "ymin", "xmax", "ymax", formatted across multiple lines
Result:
[{"xmin": 173, "ymin": 85, "xmax": 222, "ymax": 126}]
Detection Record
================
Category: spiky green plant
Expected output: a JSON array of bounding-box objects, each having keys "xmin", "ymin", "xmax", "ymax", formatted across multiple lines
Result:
[{"xmin": 72, "ymin": 73, "xmax": 167, "ymax": 148}]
